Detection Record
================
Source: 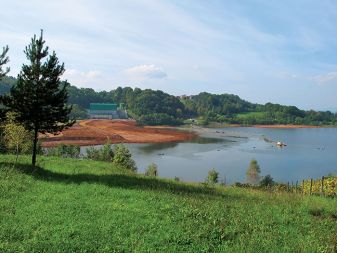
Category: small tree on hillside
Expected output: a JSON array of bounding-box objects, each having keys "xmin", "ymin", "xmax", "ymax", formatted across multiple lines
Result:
[
  {"xmin": 4, "ymin": 31, "xmax": 73, "ymax": 165},
  {"xmin": 246, "ymin": 159, "xmax": 261, "ymax": 185},
  {"xmin": 145, "ymin": 163, "xmax": 158, "ymax": 177},
  {"xmin": 3, "ymin": 112, "xmax": 33, "ymax": 163},
  {"xmin": 206, "ymin": 169, "xmax": 219, "ymax": 184},
  {"xmin": 260, "ymin": 174, "xmax": 274, "ymax": 187},
  {"xmin": 113, "ymin": 144, "xmax": 137, "ymax": 172}
]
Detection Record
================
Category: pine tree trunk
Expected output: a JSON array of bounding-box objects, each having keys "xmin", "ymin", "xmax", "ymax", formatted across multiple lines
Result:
[{"xmin": 32, "ymin": 128, "xmax": 38, "ymax": 166}]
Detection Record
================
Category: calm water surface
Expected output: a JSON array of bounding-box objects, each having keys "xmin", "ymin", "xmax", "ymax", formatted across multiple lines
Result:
[{"xmin": 84, "ymin": 127, "xmax": 337, "ymax": 183}]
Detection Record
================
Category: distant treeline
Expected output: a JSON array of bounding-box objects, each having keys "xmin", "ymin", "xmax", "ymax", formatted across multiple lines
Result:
[{"xmin": 1, "ymin": 76, "xmax": 336, "ymax": 126}]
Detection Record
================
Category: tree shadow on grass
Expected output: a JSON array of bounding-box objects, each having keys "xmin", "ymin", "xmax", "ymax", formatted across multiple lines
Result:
[{"xmin": 0, "ymin": 162, "xmax": 238, "ymax": 199}]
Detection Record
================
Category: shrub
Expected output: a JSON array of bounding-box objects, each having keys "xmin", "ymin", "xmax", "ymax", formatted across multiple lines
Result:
[
  {"xmin": 100, "ymin": 142, "xmax": 114, "ymax": 162},
  {"xmin": 174, "ymin": 176, "xmax": 180, "ymax": 182},
  {"xmin": 3, "ymin": 112, "xmax": 33, "ymax": 158},
  {"xmin": 113, "ymin": 144, "xmax": 137, "ymax": 172},
  {"xmin": 57, "ymin": 144, "xmax": 80, "ymax": 158},
  {"xmin": 246, "ymin": 159, "xmax": 261, "ymax": 185},
  {"xmin": 67, "ymin": 145, "xmax": 80, "ymax": 158},
  {"xmin": 206, "ymin": 169, "xmax": 219, "ymax": 184},
  {"xmin": 260, "ymin": 174, "xmax": 274, "ymax": 187},
  {"xmin": 145, "ymin": 163, "xmax": 158, "ymax": 177},
  {"xmin": 85, "ymin": 142, "xmax": 114, "ymax": 162},
  {"xmin": 86, "ymin": 147, "xmax": 101, "ymax": 161},
  {"xmin": 233, "ymin": 182, "xmax": 243, "ymax": 187},
  {"xmin": 274, "ymin": 183, "xmax": 287, "ymax": 192},
  {"xmin": 45, "ymin": 144, "xmax": 80, "ymax": 158},
  {"xmin": 233, "ymin": 182, "xmax": 251, "ymax": 188}
]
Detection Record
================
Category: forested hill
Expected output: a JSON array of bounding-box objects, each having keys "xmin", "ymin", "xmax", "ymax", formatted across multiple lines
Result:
[
  {"xmin": 0, "ymin": 76, "xmax": 16, "ymax": 95},
  {"xmin": 1, "ymin": 77, "xmax": 336, "ymax": 126}
]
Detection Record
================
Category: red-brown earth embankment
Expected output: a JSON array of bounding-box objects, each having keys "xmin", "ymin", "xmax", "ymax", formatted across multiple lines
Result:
[{"xmin": 41, "ymin": 119, "xmax": 195, "ymax": 147}]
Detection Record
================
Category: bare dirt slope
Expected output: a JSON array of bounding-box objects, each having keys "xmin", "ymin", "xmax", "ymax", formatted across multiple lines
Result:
[{"xmin": 41, "ymin": 120, "xmax": 194, "ymax": 147}]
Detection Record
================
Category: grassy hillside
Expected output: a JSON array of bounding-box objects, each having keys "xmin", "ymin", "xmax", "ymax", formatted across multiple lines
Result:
[{"xmin": 0, "ymin": 155, "xmax": 336, "ymax": 252}]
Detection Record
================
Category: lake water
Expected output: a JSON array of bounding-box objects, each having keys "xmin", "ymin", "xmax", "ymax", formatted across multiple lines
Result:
[{"xmin": 83, "ymin": 127, "xmax": 337, "ymax": 183}]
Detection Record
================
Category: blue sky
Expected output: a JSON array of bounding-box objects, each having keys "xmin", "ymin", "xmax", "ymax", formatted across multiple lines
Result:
[{"xmin": 1, "ymin": 0, "xmax": 337, "ymax": 110}]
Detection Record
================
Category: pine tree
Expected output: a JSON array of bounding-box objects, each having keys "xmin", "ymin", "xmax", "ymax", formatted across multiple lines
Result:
[
  {"xmin": 5, "ymin": 30, "xmax": 73, "ymax": 165},
  {"xmin": 0, "ymin": 45, "xmax": 10, "ymax": 79},
  {"xmin": 0, "ymin": 45, "xmax": 10, "ymax": 120}
]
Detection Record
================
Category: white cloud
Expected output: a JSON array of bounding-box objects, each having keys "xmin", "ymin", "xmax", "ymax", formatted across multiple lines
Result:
[
  {"xmin": 125, "ymin": 64, "xmax": 167, "ymax": 79},
  {"xmin": 64, "ymin": 69, "xmax": 101, "ymax": 79},
  {"xmin": 85, "ymin": 70, "xmax": 101, "ymax": 79},
  {"xmin": 311, "ymin": 72, "xmax": 337, "ymax": 84},
  {"xmin": 62, "ymin": 69, "xmax": 102, "ymax": 87}
]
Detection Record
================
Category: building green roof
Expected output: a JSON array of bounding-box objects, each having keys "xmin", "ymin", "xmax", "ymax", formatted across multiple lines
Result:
[{"xmin": 89, "ymin": 103, "xmax": 117, "ymax": 111}]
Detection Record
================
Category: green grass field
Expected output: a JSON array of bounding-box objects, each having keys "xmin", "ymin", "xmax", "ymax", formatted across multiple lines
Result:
[{"xmin": 0, "ymin": 155, "xmax": 336, "ymax": 252}]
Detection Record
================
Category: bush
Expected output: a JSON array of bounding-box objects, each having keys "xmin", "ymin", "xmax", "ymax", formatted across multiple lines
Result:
[
  {"xmin": 145, "ymin": 163, "xmax": 158, "ymax": 177},
  {"xmin": 246, "ymin": 159, "xmax": 261, "ymax": 185},
  {"xmin": 2, "ymin": 112, "xmax": 33, "ymax": 157},
  {"xmin": 86, "ymin": 147, "xmax": 101, "ymax": 161},
  {"xmin": 233, "ymin": 182, "xmax": 251, "ymax": 188},
  {"xmin": 113, "ymin": 144, "xmax": 137, "ymax": 172},
  {"xmin": 69, "ymin": 104, "xmax": 89, "ymax": 120},
  {"xmin": 206, "ymin": 169, "xmax": 219, "ymax": 184},
  {"xmin": 260, "ymin": 174, "xmax": 274, "ymax": 187},
  {"xmin": 85, "ymin": 142, "xmax": 114, "ymax": 162},
  {"xmin": 59, "ymin": 144, "xmax": 80, "ymax": 158},
  {"xmin": 45, "ymin": 144, "xmax": 80, "ymax": 158},
  {"xmin": 100, "ymin": 142, "xmax": 114, "ymax": 162},
  {"xmin": 274, "ymin": 183, "xmax": 287, "ymax": 192}
]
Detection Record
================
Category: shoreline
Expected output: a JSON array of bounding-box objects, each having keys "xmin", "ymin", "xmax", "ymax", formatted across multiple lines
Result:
[
  {"xmin": 207, "ymin": 122, "xmax": 333, "ymax": 129},
  {"xmin": 251, "ymin": 124, "xmax": 323, "ymax": 129},
  {"xmin": 41, "ymin": 120, "xmax": 334, "ymax": 148}
]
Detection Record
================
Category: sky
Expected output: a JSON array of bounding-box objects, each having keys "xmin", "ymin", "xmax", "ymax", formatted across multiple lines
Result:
[{"xmin": 1, "ymin": 0, "xmax": 337, "ymax": 110}]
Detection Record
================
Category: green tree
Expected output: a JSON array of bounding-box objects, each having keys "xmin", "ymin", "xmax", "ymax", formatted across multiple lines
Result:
[
  {"xmin": 85, "ymin": 141, "xmax": 114, "ymax": 162},
  {"xmin": 246, "ymin": 159, "xmax": 261, "ymax": 185},
  {"xmin": 100, "ymin": 141, "xmax": 114, "ymax": 162},
  {"xmin": 260, "ymin": 174, "xmax": 274, "ymax": 187},
  {"xmin": 3, "ymin": 112, "xmax": 33, "ymax": 163},
  {"xmin": 113, "ymin": 144, "xmax": 137, "ymax": 171},
  {"xmin": 4, "ymin": 31, "xmax": 73, "ymax": 165},
  {"xmin": 0, "ymin": 45, "xmax": 10, "ymax": 120},
  {"xmin": 69, "ymin": 104, "xmax": 89, "ymax": 120},
  {"xmin": 0, "ymin": 45, "xmax": 9, "ymax": 79},
  {"xmin": 145, "ymin": 163, "xmax": 158, "ymax": 177},
  {"xmin": 206, "ymin": 169, "xmax": 219, "ymax": 184}
]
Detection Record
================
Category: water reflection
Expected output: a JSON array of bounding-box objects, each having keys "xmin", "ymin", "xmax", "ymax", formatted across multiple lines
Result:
[{"xmin": 137, "ymin": 142, "xmax": 179, "ymax": 154}]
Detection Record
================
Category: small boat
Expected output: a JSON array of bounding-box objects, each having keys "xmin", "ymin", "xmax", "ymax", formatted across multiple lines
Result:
[{"xmin": 276, "ymin": 141, "xmax": 287, "ymax": 147}]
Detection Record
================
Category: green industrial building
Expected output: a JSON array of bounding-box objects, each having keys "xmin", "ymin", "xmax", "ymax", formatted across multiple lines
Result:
[{"xmin": 89, "ymin": 103, "xmax": 127, "ymax": 119}]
